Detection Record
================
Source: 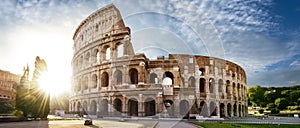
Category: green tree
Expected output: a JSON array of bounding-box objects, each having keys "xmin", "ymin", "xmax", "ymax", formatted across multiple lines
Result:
[
  {"xmin": 289, "ymin": 90, "xmax": 300, "ymax": 105},
  {"xmin": 248, "ymin": 85, "xmax": 267, "ymax": 107},
  {"xmin": 275, "ymin": 98, "xmax": 289, "ymax": 110},
  {"xmin": 0, "ymin": 100, "xmax": 15, "ymax": 114}
]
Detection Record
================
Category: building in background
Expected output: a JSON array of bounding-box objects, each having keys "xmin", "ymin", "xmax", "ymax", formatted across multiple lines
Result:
[
  {"xmin": 69, "ymin": 4, "xmax": 247, "ymax": 118},
  {"xmin": 0, "ymin": 69, "xmax": 20, "ymax": 101}
]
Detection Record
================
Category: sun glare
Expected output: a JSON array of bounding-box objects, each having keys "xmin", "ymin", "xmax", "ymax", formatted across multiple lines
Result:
[{"xmin": 37, "ymin": 71, "xmax": 70, "ymax": 95}]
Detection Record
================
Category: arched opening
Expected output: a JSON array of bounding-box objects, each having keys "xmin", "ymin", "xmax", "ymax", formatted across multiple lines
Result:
[
  {"xmin": 77, "ymin": 102, "xmax": 81, "ymax": 112},
  {"xmin": 233, "ymin": 103, "xmax": 237, "ymax": 116},
  {"xmin": 129, "ymin": 68, "xmax": 138, "ymax": 84},
  {"xmin": 163, "ymin": 100, "xmax": 174, "ymax": 116},
  {"xmin": 90, "ymin": 100, "xmax": 97, "ymax": 115},
  {"xmin": 239, "ymin": 104, "xmax": 242, "ymax": 117},
  {"xmin": 93, "ymin": 49, "xmax": 100, "ymax": 63},
  {"xmin": 101, "ymin": 72, "xmax": 109, "ymax": 87},
  {"xmin": 91, "ymin": 74, "xmax": 97, "ymax": 88},
  {"xmin": 227, "ymin": 103, "xmax": 232, "ymax": 117},
  {"xmin": 218, "ymin": 79, "xmax": 223, "ymax": 93},
  {"xmin": 128, "ymin": 98, "xmax": 138, "ymax": 116},
  {"xmin": 105, "ymin": 47, "xmax": 111, "ymax": 60},
  {"xmin": 113, "ymin": 98, "xmax": 122, "ymax": 115},
  {"xmin": 233, "ymin": 82, "xmax": 236, "ymax": 100},
  {"xmin": 79, "ymin": 56, "xmax": 83, "ymax": 68},
  {"xmin": 210, "ymin": 102, "xmax": 217, "ymax": 116},
  {"xmin": 163, "ymin": 72, "xmax": 174, "ymax": 84},
  {"xmin": 144, "ymin": 98, "xmax": 156, "ymax": 116},
  {"xmin": 226, "ymin": 80, "xmax": 231, "ymax": 96},
  {"xmin": 188, "ymin": 76, "xmax": 196, "ymax": 87},
  {"xmin": 190, "ymin": 101, "xmax": 198, "ymax": 114},
  {"xmin": 199, "ymin": 101, "xmax": 208, "ymax": 117},
  {"xmin": 209, "ymin": 78, "xmax": 215, "ymax": 93},
  {"xmin": 84, "ymin": 76, "xmax": 88, "ymax": 90},
  {"xmin": 114, "ymin": 70, "xmax": 122, "ymax": 85},
  {"xmin": 179, "ymin": 100, "xmax": 189, "ymax": 116},
  {"xmin": 85, "ymin": 52, "xmax": 90, "ymax": 67},
  {"xmin": 199, "ymin": 68, "xmax": 205, "ymax": 76},
  {"xmin": 83, "ymin": 101, "xmax": 88, "ymax": 112},
  {"xmin": 181, "ymin": 77, "xmax": 185, "ymax": 87},
  {"xmin": 100, "ymin": 99, "xmax": 108, "ymax": 116},
  {"xmin": 220, "ymin": 103, "xmax": 225, "ymax": 117},
  {"xmin": 237, "ymin": 83, "xmax": 240, "ymax": 100},
  {"xmin": 117, "ymin": 43, "xmax": 124, "ymax": 58},
  {"xmin": 149, "ymin": 73, "xmax": 158, "ymax": 84},
  {"xmin": 200, "ymin": 78, "xmax": 205, "ymax": 93}
]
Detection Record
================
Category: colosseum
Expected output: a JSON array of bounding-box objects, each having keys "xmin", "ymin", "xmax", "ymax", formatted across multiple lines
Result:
[{"xmin": 69, "ymin": 4, "xmax": 247, "ymax": 119}]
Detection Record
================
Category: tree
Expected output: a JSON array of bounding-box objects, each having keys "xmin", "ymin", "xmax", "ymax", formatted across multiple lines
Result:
[
  {"xmin": 275, "ymin": 98, "xmax": 289, "ymax": 110},
  {"xmin": 0, "ymin": 99, "xmax": 15, "ymax": 114},
  {"xmin": 248, "ymin": 85, "xmax": 267, "ymax": 107},
  {"xmin": 289, "ymin": 90, "xmax": 300, "ymax": 105}
]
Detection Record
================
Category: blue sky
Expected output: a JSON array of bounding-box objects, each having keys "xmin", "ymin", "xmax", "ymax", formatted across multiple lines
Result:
[{"xmin": 0, "ymin": 0, "xmax": 299, "ymax": 88}]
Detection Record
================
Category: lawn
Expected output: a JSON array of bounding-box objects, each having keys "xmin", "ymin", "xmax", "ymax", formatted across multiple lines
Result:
[{"xmin": 193, "ymin": 122, "xmax": 300, "ymax": 128}]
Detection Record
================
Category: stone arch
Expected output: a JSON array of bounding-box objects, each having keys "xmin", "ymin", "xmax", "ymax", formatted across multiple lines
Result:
[
  {"xmin": 149, "ymin": 73, "xmax": 158, "ymax": 84},
  {"xmin": 77, "ymin": 102, "xmax": 81, "ymax": 112},
  {"xmin": 200, "ymin": 78, "xmax": 205, "ymax": 93},
  {"xmin": 90, "ymin": 100, "xmax": 97, "ymax": 115},
  {"xmin": 233, "ymin": 103, "xmax": 237, "ymax": 116},
  {"xmin": 188, "ymin": 76, "xmax": 196, "ymax": 87},
  {"xmin": 84, "ymin": 76, "xmax": 88, "ymax": 90},
  {"xmin": 117, "ymin": 43, "xmax": 124, "ymax": 58},
  {"xmin": 199, "ymin": 68, "xmax": 205, "ymax": 76},
  {"xmin": 218, "ymin": 79, "xmax": 223, "ymax": 93},
  {"xmin": 237, "ymin": 83, "xmax": 240, "ymax": 100},
  {"xmin": 239, "ymin": 104, "xmax": 242, "ymax": 117},
  {"xmin": 227, "ymin": 103, "xmax": 232, "ymax": 117},
  {"xmin": 226, "ymin": 80, "xmax": 231, "ymax": 96},
  {"xmin": 91, "ymin": 74, "xmax": 97, "ymax": 88},
  {"xmin": 163, "ymin": 100, "xmax": 174, "ymax": 116},
  {"xmin": 210, "ymin": 101, "xmax": 217, "ymax": 116},
  {"xmin": 233, "ymin": 82, "xmax": 236, "ymax": 100},
  {"xmin": 220, "ymin": 103, "xmax": 225, "ymax": 117},
  {"xmin": 83, "ymin": 101, "xmax": 88, "ymax": 112},
  {"xmin": 114, "ymin": 70, "xmax": 122, "ymax": 85},
  {"xmin": 101, "ymin": 72, "xmax": 109, "ymax": 87},
  {"xmin": 144, "ymin": 98, "xmax": 156, "ymax": 116},
  {"xmin": 199, "ymin": 101, "xmax": 208, "ymax": 117},
  {"xmin": 113, "ymin": 98, "xmax": 122, "ymax": 115},
  {"xmin": 93, "ymin": 49, "xmax": 100, "ymax": 63},
  {"xmin": 129, "ymin": 68, "xmax": 138, "ymax": 84},
  {"xmin": 163, "ymin": 71, "xmax": 174, "ymax": 84},
  {"xmin": 79, "ymin": 56, "xmax": 83, "ymax": 68},
  {"xmin": 181, "ymin": 77, "xmax": 185, "ymax": 87},
  {"xmin": 179, "ymin": 100, "xmax": 189, "ymax": 116},
  {"xmin": 100, "ymin": 99, "xmax": 108, "ymax": 116},
  {"xmin": 85, "ymin": 52, "xmax": 90, "ymax": 66},
  {"xmin": 105, "ymin": 46, "xmax": 111, "ymax": 60},
  {"xmin": 128, "ymin": 98, "xmax": 138, "ymax": 116},
  {"xmin": 209, "ymin": 78, "xmax": 215, "ymax": 93}
]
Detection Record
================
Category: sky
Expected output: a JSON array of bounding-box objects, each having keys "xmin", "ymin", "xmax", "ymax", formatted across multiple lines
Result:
[{"xmin": 0, "ymin": 0, "xmax": 299, "ymax": 92}]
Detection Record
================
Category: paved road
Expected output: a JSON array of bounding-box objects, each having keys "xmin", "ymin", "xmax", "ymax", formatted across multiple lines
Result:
[{"xmin": 154, "ymin": 121, "xmax": 200, "ymax": 128}]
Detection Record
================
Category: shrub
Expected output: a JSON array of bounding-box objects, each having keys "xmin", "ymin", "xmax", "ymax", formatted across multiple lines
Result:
[
  {"xmin": 258, "ymin": 109, "xmax": 264, "ymax": 114},
  {"xmin": 13, "ymin": 110, "xmax": 24, "ymax": 117},
  {"xmin": 270, "ymin": 108, "xmax": 280, "ymax": 114}
]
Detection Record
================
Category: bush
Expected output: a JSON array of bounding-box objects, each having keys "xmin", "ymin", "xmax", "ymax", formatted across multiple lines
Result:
[
  {"xmin": 13, "ymin": 110, "xmax": 24, "ymax": 117},
  {"xmin": 271, "ymin": 108, "xmax": 280, "ymax": 114},
  {"xmin": 258, "ymin": 109, "xmax": 264, "ymax": 114},
  {"xmin": 267, "ymin": 103, "xmax": 276, "ymax": 109}
]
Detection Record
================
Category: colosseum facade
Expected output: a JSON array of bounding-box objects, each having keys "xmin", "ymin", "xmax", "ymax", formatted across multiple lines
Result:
[{"xmin": 69, "ymin": 4, "xmax": 247, "ymax": 118}]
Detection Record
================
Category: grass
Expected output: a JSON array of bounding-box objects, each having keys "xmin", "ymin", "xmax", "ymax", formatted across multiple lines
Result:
[{"xmin": 193, "ymin": 122, "xmax": 300, "ymax": 128}]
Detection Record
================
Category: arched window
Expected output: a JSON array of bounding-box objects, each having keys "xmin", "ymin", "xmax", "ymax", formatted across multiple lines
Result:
[
  {"xmin": 199, "ymin": 68, "xmax": 205, "ymax": 76},
  {"xmin": 105, "ymin": 47, "xmax": 111, "ymax": 60},
  {"xmin": 149, "ymin": 73, "xmax": 158, "ymax": 84},
  {"xmin": 188, "ymin": 76, "xmax": 195, "ymax": 87},
  {"xmin": 90, "ymin": 100, "xmax": 97, "ymax": 115},
  {"xmin": 129, "ymin": 68, "xmax": 138, "ymax": 84},
  {"xmin": 114, "ymin": 70, "xmax": 122, "ymax": 85},
  {"xmin": 83, "ymin": 76, "xmax": 88, "ymax": 90},
  {"xmin": 93, "ymin": 49, "xmax": 100, "ymax": 63},
  {"xmin": 85, "ymin": 52, "xmax": 90, "ymax": 67},
  {"xmin": 200, "ymin": 78, "xmax": 205, "ymax": 93},
  {"xmin": 209, "ymin": 78, "xmax": 215, "ymax": 93},
  {"xmin": 101, "ymin": 72, "xmax": 109, "ymax": 87},
  {"xmin": 91, "ymin": 74, "xmax": 97, "ymax": 88},
  {"xmin": 218, "ymin": 79, "xmax": 223, "ymax": 93},
  {"xmin": 163, "ymin": 72, "xmax": 174, "ymax": 84},
  {"xmin": 117, "ymin": 43, "xmax": 124, "ymax": 58}
]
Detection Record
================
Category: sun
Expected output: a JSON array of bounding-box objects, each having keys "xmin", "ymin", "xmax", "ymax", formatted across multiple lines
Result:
[{"xmin": 37, "ymin": 71, "xmax": 70, "ymax": 95}]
